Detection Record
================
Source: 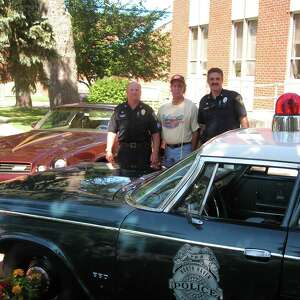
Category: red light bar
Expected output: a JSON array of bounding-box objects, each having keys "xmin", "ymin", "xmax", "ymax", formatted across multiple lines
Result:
[{"xmin": 275, "ymin": 93, "xmax": 300, "ymax": 115}]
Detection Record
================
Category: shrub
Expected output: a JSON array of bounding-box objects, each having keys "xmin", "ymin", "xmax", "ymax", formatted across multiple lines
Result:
[{"xmin": 87, "ymin": 77, "xmax": 128, "ymax": 104}]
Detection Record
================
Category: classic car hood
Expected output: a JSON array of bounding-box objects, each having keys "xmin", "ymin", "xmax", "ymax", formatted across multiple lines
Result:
[
  {"xmin": 0, "ymin": 163, "xmax": 140, "ymax": 228},
  {"xmin": 0, "ymin": 130, "xmax": 106, "ymax": 161}
]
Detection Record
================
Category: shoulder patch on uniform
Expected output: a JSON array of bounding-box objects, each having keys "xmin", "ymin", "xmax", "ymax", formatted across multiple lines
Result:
[{"xmin": 235, "ymin": 94, "xmax": 244, "ymax": 104}]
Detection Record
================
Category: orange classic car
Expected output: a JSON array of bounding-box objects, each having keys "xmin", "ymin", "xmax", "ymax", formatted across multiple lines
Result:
[{"xmin": 0, "ymin": 103, "xmax": 115, "ymax": 181}]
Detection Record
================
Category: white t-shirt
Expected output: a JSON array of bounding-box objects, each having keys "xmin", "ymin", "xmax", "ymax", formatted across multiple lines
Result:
[{"xmin": 157, "ymin": 99, "xmax": 199, "ymax": 145}]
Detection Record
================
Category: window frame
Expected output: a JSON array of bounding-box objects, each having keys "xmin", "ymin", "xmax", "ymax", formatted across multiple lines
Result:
[
  {"xmin": 290, "ymin": 13, "xmax": 300, "ymax": 79},
  {"xmin": 188, "ymin": 24, "xmax": 209, "ymax": 77},
  {"xmin": 171, "ymin": 159, "xmax": 299, "ymax": 228},
  {"xmin": 232, "ymin": 18, "xmax": 258, "ymax": 78},
  {"xmin": 164, "ymin": 157, "xmax": 300, "ymax": 226}
]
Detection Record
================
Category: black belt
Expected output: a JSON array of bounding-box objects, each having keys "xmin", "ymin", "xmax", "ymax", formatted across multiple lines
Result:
[
  {"xmin": 166, "ymin": 142, "xmax": 191, "ymax": 149},
  {"xmin": 120, "ymin": 142, "xmax": 150, "ymax": 149}
]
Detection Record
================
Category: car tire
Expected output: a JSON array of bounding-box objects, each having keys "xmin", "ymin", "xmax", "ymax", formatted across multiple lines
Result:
[{"xmin": 3, "ymin": 243, "xmax": 75, "ymax": 300}]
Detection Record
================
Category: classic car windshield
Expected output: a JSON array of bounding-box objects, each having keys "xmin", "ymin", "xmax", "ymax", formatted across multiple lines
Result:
[
  {"xmin": 127, "ymin": 152, "xmax": 197, "ymax": 208},
  {"xmin": 36, "ymin": 108, "xmax": 113, "ymax": 131}
]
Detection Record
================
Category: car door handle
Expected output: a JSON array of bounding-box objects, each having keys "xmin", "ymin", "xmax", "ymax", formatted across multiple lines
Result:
[
  {"xmin": 244, "ymin": 248, "xmax": 271, "ymax": 261},
  {"xmin": 191, "ymin": 217, "xmax": 203, "ymax": 226}
]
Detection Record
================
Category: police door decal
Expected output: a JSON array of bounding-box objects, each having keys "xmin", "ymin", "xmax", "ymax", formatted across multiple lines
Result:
[{"xmin": 169, "ymin": 244, "xmax": 223, "ymax": 300}]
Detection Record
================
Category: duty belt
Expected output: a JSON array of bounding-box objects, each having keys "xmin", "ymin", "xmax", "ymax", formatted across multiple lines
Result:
[
  {"xmin": 120, "ymin": 142, "xmax": 150, "ymax": 149},
  {"xmin": 166, "ymin": 142, "xmax": 191, "ymax": 149}
]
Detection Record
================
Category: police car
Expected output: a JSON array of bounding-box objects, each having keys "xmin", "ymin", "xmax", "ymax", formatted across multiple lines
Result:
[{"xmin": 0, "ymin": 93, "xmax": 299, "ymax": 299}]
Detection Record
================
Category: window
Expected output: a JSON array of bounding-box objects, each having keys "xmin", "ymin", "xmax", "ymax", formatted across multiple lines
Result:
[
  {"xmin": 200, "ymin": 25, "xmax": 208, "ymax": 74},
  {"xmin": 246, "ymin": 20, "xmax": 257, "ymax": 76},
  {"xmin": 290, "ymin": 14, "xmax": 300, "ymax": 79},
  {"xmin": 127, "ymin": 152, "xmax": 197, "ymax": 208},
  {"xmin": 233, "ymin": 22, "xmax": 243, "ymax": 77},
  {"xmin": 189, "ymin": 27, "xmax": 198, "ymax": 74},
  {"xmin": 232, "ymin": 19, "xmax": 257, "ymax": 77},
  {"xmin": 173, "ymin": 162, "xmax": 297, "ymax": 227},
  {"xmin": 188, "ymin": 25, "xmax": 208, "ymax": 76}
]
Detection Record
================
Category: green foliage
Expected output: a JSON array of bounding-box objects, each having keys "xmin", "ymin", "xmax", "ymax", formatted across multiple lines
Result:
[
  {"xmin": 66, "ymin": 0, "xmax": 171, "ymax": 85},
  {"xmin": 88, "ymin": 77, "xmax": 128, "ymax": 104},
  {"xmin": 0, "ymin": 0, "xmax": 56, "ymax": 103},
  {"xmin": 0, "ymin": 106, "xmax": 48, "ymax": 130}
]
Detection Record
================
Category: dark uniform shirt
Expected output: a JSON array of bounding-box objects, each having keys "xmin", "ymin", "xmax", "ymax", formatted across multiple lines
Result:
[
  {"xmin": 198, "ymin": 89, "xmax": 247, "ymax": 143},
  {"xmin": 108, "ymin": 101, "xmax": 160, "ymax": 170}
]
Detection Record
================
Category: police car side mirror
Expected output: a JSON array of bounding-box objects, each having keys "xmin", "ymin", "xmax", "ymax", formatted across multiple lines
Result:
[{"xmin": 186, "ymin": 202, "xmax": 203, "ymax": 226}]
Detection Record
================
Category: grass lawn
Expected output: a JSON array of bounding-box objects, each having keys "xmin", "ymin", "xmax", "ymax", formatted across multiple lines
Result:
[{"xmin": 0, "ymin": 107, "xmax": 48, "ymax": 131}]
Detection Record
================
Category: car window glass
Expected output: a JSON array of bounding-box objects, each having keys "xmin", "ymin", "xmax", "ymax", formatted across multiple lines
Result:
[
  {"xmin": 173, "ymin": 163, "xmax": 217, "ymax": 215},
  {"xmin": 37, "ymin": 109, "xmax": 113, "ymax": 130},
  {"xmin": 173, "ymin": 162, "xmax": 297, "ymax": 227},
  {"xmin": 127, "ymin": 152, "xmax": 197, "ymax": 208}
]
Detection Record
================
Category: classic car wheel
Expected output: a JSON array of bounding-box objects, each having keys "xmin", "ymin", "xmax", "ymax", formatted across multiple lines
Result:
[{"xmin": 3, "ymin": 244, "xmax": 74, "ymax": 300}]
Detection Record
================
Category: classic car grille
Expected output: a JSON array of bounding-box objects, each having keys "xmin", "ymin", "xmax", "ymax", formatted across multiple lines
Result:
[{"xmin": 0, "ymin": 163, "xmax": 31, "ymax": 174}]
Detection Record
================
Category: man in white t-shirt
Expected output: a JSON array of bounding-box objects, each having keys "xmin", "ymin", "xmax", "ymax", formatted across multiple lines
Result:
[{"xmin": 157, "ymin": 74, "xmax": 199, "ymax": 167}]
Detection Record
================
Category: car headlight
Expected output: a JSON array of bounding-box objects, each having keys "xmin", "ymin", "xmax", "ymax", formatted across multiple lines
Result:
[
  {"xmin": 37, "ymin": 165, "xmax": 47, "ymax": 172},
  {"xmin": 53, "ymin": 159, "xmax": 67, "ymax": 169}
]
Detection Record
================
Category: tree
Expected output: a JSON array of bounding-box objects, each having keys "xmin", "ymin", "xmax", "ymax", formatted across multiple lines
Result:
[
  {"xmin": 66, "ymin": 0, "xmax": 171, "ymax": 86},
  {"xmin": 0, "ymin": 0, "xmax": 56, "ymax": 107},
  {"xmin": 42, "ymin": 0, "xmax": 80, "ymax": 108}
]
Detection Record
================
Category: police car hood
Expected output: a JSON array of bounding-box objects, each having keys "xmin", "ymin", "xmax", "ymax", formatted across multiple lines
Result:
[{"xmin": 0, "ymin": 163, "xmax": 155, "ymax": 228}]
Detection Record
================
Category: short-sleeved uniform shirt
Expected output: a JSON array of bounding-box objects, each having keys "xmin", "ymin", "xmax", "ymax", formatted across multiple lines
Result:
[
  {"xmin": 198, "ymin": 89, "xmax": 247, "ymax": 143},
  {"xmin": 108, "ymin": 101, "xmax": 160, "ymax": 144}
]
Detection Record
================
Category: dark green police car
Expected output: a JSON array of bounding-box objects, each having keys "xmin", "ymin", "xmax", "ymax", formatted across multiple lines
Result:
[{"xmin": 0, "ymin": 93, "xmax": 300, "ymax": 300}]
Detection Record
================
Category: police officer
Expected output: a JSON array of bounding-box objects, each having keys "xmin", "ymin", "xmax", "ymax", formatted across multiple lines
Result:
[
  {"xmin": 198, "ymin": 67, "xmax": 249, "ymax": 143},
  {"xmin": 105, "ymin": 81, "xmax": 160, "ymax": 176}
]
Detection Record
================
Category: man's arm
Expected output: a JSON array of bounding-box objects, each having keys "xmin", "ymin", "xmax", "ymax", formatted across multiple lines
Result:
[
  {"xmin": 191, "ymin": 130, "xmax": 199, "ymax": 151},
  {"xmin": 105, "ymin": 132, "xmax": 117, "ymax": 162},
  {"xmin": 150, "ymin": 132, "xmax": 160, "ymax": 168},
  {"xmin": 240, "ymin": 116, "xmax": 249, "ymax": 128}
]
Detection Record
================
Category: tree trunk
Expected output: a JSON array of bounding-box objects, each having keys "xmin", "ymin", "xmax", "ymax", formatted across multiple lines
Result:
[
  {"xmin": 15, "ymin": 84, "xmax": 32, "ymax": 108},
  {"xmin": 41, "ymin": 0, "xmax": 79, "ymax": 109}
]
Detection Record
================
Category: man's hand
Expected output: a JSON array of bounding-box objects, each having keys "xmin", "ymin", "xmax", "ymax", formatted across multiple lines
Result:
[
  {"xmin": 150, "ymin": 152, "xmax": 160, "ymax": 169},
  {"xmin": 106, "ymin": 150, "xmax": 114, "ymax": 163}
]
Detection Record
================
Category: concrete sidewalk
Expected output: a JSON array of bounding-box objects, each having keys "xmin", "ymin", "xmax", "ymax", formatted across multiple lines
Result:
[{"xmin": 0, "ymin": 123, "xmax": 24, "ymax": 136}]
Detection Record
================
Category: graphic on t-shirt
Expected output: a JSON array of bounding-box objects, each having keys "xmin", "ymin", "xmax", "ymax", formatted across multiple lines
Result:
[{"xmin": 162, "ymin": 114, "xmax": 184, "ymax": 129}]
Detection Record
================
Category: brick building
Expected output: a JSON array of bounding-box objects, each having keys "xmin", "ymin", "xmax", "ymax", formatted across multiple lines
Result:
[{"xmin": 171, "ymin": 0, "xmax": 300, "ymax": 111}]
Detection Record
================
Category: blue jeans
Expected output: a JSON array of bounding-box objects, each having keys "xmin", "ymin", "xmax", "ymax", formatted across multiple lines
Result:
[{"xmin": 163, "ymin": 143, "xmax": 192, "ymax": 168}]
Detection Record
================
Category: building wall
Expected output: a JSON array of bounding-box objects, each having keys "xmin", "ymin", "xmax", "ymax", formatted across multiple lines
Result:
[
  {"xmin": 170, "ymin": 0, "xmax": 190, "ymax": 77},
  {"xmin": 254, "ymin": 0, "xmax": 290, "ymax": 109},
  {"xmin": 207, "ymin": 0, "xmax": 232, "ymax": 85},
  {"xmin": 170, "ymin": 0, "xmax": 298, "ymax": 110}
]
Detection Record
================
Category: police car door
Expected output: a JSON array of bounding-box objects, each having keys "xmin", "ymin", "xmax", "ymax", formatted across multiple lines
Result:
[
  {"xmin": 280, "ymin": 178, "xmax": 300, "ymax": 299},
  {"xmin": 116, "ymin": 158, "xmax": 293, "ymax": 299},
  {"xmin": 164, "ymin": 159, "xmax": 294, "ymax": 300}
]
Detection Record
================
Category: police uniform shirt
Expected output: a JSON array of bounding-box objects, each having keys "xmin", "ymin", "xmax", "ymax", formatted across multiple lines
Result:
[
  {"xmin": 108, "ymin": 102, "xmax": 160, "ymax": 144},
  {"xmin": 198, "ymin": 89, "xmax": 247, "ymax": 142}
]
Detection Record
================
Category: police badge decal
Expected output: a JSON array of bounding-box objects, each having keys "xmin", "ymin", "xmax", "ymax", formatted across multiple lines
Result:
[{"xmin": 169, "ymin": 244, "xmax": 223, "ymax": 300}]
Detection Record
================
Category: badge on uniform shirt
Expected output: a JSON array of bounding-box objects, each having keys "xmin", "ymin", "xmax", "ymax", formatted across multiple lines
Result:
[
  {"xmin": 119, "ymin": 111, "xmax": 126, "ymax": 118},
  {"xmin": 223, "ymin": 97, "xmax": 228, "ymax": 104},
  {"xmin": 141, "ymin": 109, "xmax": 146, "ymax": 116}
]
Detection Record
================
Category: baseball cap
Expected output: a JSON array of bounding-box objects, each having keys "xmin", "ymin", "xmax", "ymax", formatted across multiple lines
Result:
[{"xmin": 170, "ymin": 74, "xmax": 186, "ymax": 85}]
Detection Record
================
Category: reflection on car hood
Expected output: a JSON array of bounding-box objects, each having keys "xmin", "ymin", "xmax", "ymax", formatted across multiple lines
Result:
[
  {"xmin": 0, "ymin": 163, "xmax": 137, "ymax": 227},
  {"xmin": 0, "ymin": 130, "xmax": 106, "ymax": 161}
]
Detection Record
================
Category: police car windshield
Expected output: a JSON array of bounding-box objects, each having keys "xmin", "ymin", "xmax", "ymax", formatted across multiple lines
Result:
[{"xmin": 127, "ymin": 152, "xmax": 197, "ymax": 208}]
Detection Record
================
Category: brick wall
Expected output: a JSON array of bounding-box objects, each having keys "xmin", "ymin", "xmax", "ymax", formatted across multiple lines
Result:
[
  {"xmin": 254, "ymin": 0, "xmax": 290, "ymax": 109},
  {"xmin": 170, "ymin": 0, "xmax": 189, "ymax": 78},
  {"xmin": 207, "ymin": 0, "xmax": 232, "ymax": 85}
]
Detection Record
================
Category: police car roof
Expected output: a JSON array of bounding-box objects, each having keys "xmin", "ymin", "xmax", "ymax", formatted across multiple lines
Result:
[{"xmin": 199, "ymin": 128, "xmax": 300, "ymax": 165}]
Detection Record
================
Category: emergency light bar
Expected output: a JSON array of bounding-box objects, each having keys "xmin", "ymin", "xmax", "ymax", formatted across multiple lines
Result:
[
  {"xmin": 272, "ymin": 93, "xmax": 300, "ymax": 132},
  {"xmin": 275, "ymin": 93, "xmax": 300, "ymax": 115}
]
